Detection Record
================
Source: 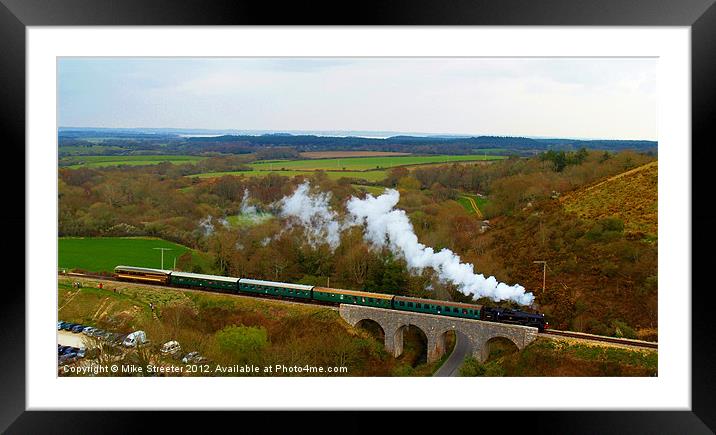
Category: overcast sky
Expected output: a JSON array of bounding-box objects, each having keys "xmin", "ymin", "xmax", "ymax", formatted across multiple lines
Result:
[{"xmin": 58, "ymin": 57, "xmax": 657, "ymax": 140}]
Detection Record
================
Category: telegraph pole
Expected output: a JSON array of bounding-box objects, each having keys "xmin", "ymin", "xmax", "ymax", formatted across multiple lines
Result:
[
  {"xmin": 153, "ymin": 247, "xmax": 172, "ymax": 269},
  {"xmin": 533, "ymin": 260, "xmax": 547, "ymax": 293}
]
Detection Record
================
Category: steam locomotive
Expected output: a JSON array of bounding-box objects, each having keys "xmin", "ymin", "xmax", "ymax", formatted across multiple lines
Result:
[{"xmin": 114, "ymin": 265, "xmax": 548, "ymax": 331}]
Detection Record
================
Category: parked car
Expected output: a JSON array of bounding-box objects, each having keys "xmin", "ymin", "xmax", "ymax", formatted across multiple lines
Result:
[
  {"xmin": 76, "ymin": 347, "xmax": 86, "ymax": 358},
  {"xmin": 181, "ymin": 351, "xmax": 207, "ymax": 364},
  {"xmin": 58, "ymin": 353, "xmax": 77, "ymax": 365},
  {"xmin": 61, "ymin": 346, "xmax": 78, "ymax": 355},
  {"xmin": 58, "ymin": 345, "xmax": 72, "ymax": 355},
  {"xmin": 61, "ymin": 322, "xmax": 77, "ymax": 331},
  {"xmin": 57, "ymin": 321, "xmax": 63, "ymax": 330},
  {"xmin": 70, "ymin": 324, "xmax": 85, "ymax": 333},
  {"xmin": 160, "ymin": 340, "xmax": 181, "ymax": 356},
  {"xmin": 122, "ymin": 331, "xmax": 148, "ymax": 348},
  {"xmin": 81, "ymin": 327, "xmax": 96, "ymax": 336}
]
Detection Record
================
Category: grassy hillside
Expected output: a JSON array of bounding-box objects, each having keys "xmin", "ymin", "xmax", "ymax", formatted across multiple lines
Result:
[
  {"xmin": 59, "ymin": 237, "xmax": 213, "ymax": 273},
  {"xmin": 460, "ymin": 338, "xmax": 657, "ymax": 376},
  {"xmin": 561, "ymin": 161, "xmax": 657, "ymax": 237},
  {"xmin": 476, "ymin": 163, "xmax": 659, "ymax": 338}
]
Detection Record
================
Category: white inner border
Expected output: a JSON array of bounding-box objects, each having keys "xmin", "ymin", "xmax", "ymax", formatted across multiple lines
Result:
[{"xmin": 27, "ymin": 27, "xmax": 690, "ymax": 410}]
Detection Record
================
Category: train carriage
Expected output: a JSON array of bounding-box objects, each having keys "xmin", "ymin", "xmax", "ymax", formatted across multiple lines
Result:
[
  {"xmin": 238, "ymin": 278, "xmax": 313, "ymax": 300},
  {"xmin": 313, "ymin": 286, "xmax": 393, "ymax": 308},
  {"xmin": 112, "ymin": 264, "xmax": 546, "ymax": 330},
  {"xmin": 169, "ymin": 271, "xmax": 239, "ymax": 293},
  {"xmin": 113, "ymin": 265, "xmax": 172, "ymax": 284},
  {"xmin": 392, "ymin": 295, "xmax": 482, "ymax": 320}
]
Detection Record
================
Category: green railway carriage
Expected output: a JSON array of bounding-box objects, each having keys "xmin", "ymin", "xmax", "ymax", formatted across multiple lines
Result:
[
  {"xmin": 313, "ymin": 286, "xmax": 394, "ymax": 308},
  {"xmin": 392, "ymin": 295, "xmax": 482, "ymax": 320},
  {"xmin": 113, "ymin": 264, "xmax": 546, "ymax": 329},
  {"xmin": 169, "ymin": 271, "xmax": 239, "ymax": 293},
  {"xmin": 238, "ymin": 278, "xmax": 313, "ymax": 300}
]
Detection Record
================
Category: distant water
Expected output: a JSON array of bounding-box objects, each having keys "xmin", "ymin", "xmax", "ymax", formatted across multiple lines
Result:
[{"xmin": 178, "ymin": 133, "xmax": 419, "ymax": 139}]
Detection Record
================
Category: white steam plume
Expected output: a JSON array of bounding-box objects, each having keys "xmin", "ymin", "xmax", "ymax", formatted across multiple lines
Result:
[
  {"xmin": 236, "ymin": 189, "xmax": 272, "ymax": 226},
  {"xmin": 277, "ymin": 181, "xmax": 343, "ymax": 249},
  {"xmin": 199, "ymin": 216, "xmax": 215, "ymax": 236},
  {"xmin": 346, "ymin": 189, "xmax": 534, "ymax": 305},
  {"xmin": 240, "ymin": 189, "xmax": 257, "ymax": 215}
]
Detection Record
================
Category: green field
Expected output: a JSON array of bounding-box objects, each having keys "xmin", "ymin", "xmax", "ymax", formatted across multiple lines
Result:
[
  {"xmin": 191, "ymin": 169, "xmax": 389, "ymax": 182},
  {"xmin": 225, "ymin": 212, "xmax": 274, "ymax": 227},
  {"xmin": 59, "ymin": 145, "xmax": 127, "ymax": 156},
  {"xmin": 58, "ymin": 237, "xmax": 212, "ymax": 273},
  {"xmin": 352, "ymin": 184, "xmax": 388, "ymax": 196},
  {"xmin": 250, "ymin": 154, "xmax": 506, "ymax": 171},
  {"xmin": 191, "ymin": 155, "xmax": 506, "ymax": 182},
  {"xmin": 61, "ymin": 155, "xmax": 207, "ymax": 169}
]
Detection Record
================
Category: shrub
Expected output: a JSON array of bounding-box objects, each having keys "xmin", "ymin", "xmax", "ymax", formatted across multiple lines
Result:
[
  {"xmin": 392, "ymin": 364, "xmax": 416, "ymax": 377},
  {"xmin": 600, "ymin": 217, "xmax": 625, "ymax": 233},
  {"xmin": 639, "ymin": 275, "xmax": 658, "ymax": 296},
  {"xmin": 611, "ymin": 320, "xmax": 637, "ymax": 339},
  {"xmin": 215, "ymin": 325, "xmax": 268, "ymax": 361},
  {"xmin": 459, "ymin": 356, "xmax": 486, "ymax": 376},
  {"xmin": 586, "ymin": 319, "xmax": 610, "ymax": 336},
  {"xmin": 483, "ymin": 362, "xmax": 506, "ymax": 377},
  {"xmin": 584, "ymin": 223, "xmax": 604, "ymax": 241}
]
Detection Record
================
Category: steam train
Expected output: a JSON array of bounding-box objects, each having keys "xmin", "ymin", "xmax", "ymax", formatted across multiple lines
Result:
[{"xmin": 114, "ymin": 265, "xmax": 549, "ymax": 331}]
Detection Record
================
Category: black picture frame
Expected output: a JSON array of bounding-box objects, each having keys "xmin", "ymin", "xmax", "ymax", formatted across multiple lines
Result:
[{"xmin": 3, "ymin": 0, "xmax": 715, "ymax": 433}]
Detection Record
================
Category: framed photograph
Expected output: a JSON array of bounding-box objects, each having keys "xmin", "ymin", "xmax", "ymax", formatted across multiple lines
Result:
[{"xmin": 4, "ymin": 0, "xmax": 715, "ymax": 432}]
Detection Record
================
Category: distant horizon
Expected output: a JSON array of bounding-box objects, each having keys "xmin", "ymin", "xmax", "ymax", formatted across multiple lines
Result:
[
  {"xmin": 57, "ymin": 126, "xmax": 657, "ymax": 143},
  {"xmin": 59, "ymin": 58, "xmax": 658, "ymax": 141}
]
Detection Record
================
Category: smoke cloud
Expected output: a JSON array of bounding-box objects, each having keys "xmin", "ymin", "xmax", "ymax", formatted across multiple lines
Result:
[
  {"xmin": 234, "ymin": 189, "xmax": 273, "ymax": 226},
  {"xmin": 277, "ymin": 181, "xmax": 343, "ymax": 249},
  {"xmin": 274, "ymin": 182, "xmax": 534, "ymax": 305},
  {"xmin": 240, "ymin": 189, "xmax": 257, "ymax": 215},
  {"xmin": 199, "ymin": 216, "xmax": 215, "ymax": 236},
  {"xmin": 346, "ymin": 189, "xmax": 534, "ymax": 305}
]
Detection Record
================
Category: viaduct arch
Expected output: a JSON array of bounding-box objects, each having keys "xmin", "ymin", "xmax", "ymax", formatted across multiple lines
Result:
[{"xmin": 339, "ymin": 304, "xmax": 539, "ymax": 363}]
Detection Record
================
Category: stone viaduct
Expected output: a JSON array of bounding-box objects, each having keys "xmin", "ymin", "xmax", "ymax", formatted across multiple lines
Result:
[{"xmin": 339, "ymin": 304, "xmax": 539, "ymax": 363}]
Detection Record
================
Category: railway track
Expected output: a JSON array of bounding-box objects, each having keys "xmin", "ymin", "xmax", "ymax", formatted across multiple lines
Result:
[
  {"xmin": 542, "ymin": 329, "xmax": 657, "ymax": 349},
  {"xmin": 60, "ymin": 272, "xmax": 658, "ymax": 350}
]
